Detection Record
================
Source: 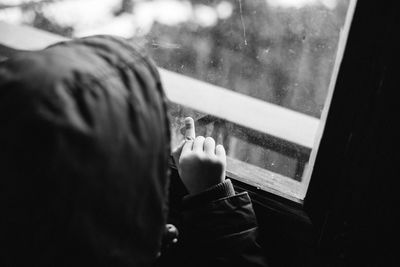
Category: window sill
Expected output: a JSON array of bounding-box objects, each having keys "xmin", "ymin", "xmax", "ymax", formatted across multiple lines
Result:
[{"xmin": 0, "ymin": 22, "xmax": 317, "ymax": 203}]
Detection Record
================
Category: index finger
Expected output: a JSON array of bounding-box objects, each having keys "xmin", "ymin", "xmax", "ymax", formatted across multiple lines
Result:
[{"xmin": 184, "ymin": 117, "xmax": 195, "ymax": 141}]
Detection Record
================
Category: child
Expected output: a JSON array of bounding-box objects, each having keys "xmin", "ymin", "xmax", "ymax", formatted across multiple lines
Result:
[{"xmin": 0, "ymin": 35, "xmax": 267, "ymax": 267}]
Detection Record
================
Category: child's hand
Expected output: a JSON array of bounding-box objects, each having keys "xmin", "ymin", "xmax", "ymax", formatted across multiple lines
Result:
[{"xmin": 172, "ymin": 117, "xmax": 226, "ymax": 194}]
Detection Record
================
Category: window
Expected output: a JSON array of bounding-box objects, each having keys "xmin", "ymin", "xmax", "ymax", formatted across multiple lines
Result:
[{"xmin": 0, "ymin": 0, "xmax": 356, "ymax": 203}]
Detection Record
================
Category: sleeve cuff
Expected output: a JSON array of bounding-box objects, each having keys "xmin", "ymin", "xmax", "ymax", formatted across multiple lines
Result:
[{"xmin": 182, "ymin": 179, "xmax": 235, "ymax": 208}]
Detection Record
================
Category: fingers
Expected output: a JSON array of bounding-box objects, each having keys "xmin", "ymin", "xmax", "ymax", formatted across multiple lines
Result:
[
  {"xmin": 184, "ymin": 117, "xmax": 195, "ymax": 141},
  {"xmin": 204, "ymin": 137, "xmax": 216, "ymax": 155},
  {"xmin": 180, "ymin": 117, "xmax": 225, "ymax": 161},
  {"xmin": 215, "ymin": 144, "xmax": 226, "ymax": 162},
  {"xmin": 185, "ymin": 135, "xmax": 224, "ymax": 157},
  {"xmin": 193, "ymin": 136, "xmax": 205, "ymax": 152}
]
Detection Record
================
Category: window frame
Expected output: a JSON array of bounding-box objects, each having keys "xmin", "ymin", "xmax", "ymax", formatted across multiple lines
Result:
[
  {"xmin": 303, "ymin": 0, "xmax": 396, "ymax": 234},
  {"xmin": 0, "ymin": 0, "xmax": 390, "ymax": 243},
  {"xmin": 1, "ymin": 1, "xmax": 396, "ymax": 264},
  {"xmin": 0, "ymin": 19, "xmax": 316, "ymax": 204}
]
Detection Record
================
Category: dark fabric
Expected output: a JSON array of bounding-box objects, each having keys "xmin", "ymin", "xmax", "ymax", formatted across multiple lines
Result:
[
  {"xmin": 182, "ymin": 179, "xmax": 235, "ymax": 208},
  {"xmin": 0, "ymin": 36, "xmax": 171, "ymax": 266},
  {"xmin": 158, "ymin": 187, "xmax": 268, "ymax": 267}
]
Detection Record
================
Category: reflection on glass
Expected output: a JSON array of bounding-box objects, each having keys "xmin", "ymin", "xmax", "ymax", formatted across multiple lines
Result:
[{"xmin": 0, "ymin": 0, "xmax": 355, "ymax": 200}]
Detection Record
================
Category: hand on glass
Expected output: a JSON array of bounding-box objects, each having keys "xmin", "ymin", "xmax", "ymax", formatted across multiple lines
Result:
[{"xmin": 172, "ymin": 117, "xmax": 226, "ymax": 195}]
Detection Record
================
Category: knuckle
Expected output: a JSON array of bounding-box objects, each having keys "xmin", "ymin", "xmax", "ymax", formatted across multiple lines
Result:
[
  {"xmin": 180, "ymin": 151, "xmax": 203, "ymax": 162},
  {"xmin": 185, "ymin": 139, "xmax": 194, "ymax": 145},
  {"xmin": 213, "ymin": 157, "xmax": 224, "ymax": 165},
  {"xmin": 206, "ymin": 156, "xmax": 219, "ymax": 165},
  {"xmin": 214, "ymin": 157, "xmax": 225, "ymax": 167},
  {"xmin": 197, "ymin": 153, "xmax": 208, "ymax": 161}
]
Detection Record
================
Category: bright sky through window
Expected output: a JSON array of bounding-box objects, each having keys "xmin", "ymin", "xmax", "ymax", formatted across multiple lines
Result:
[
  {"xmin": 1, "ymin": 0, "xmax": 341, "ymax": 37},
  {"xmin": 266, "ymin": 0, "xmax": 338, "ymax": 9},
  {"xmin": 0, "ymin": 0, "xmax": 355, "ymax": 201}
]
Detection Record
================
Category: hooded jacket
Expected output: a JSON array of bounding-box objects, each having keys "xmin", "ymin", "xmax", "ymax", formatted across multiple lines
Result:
[
  {"xmin": 0, "ymin": 36, "xmax": 267, "ymax": 267},
  {"xmin": 0, "ymin": 35, "xmax": 170, "ymax": 266}
]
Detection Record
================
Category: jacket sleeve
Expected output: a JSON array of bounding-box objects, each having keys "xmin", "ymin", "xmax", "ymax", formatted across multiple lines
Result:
[{"xmin": 157, "ymin": 179, "xmax": 268, "ymax": 267}]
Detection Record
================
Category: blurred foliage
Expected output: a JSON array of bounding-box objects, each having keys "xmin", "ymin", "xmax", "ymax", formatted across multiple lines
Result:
[
  {"xmin": 143, "ymin": 0, "xmax": 349, "ymax": 118},
  {"xmin": 1, "ymin": 0, "xmax": 351, "ymax": 179},
  {"xmin": 2, "ymin": 0, "xmax": 349, "ymax": 117}
]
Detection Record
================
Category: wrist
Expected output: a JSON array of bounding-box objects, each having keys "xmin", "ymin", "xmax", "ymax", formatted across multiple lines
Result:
[{"xmin": 182, "ymin": 179, "xmax": 235, "ymax": 208}]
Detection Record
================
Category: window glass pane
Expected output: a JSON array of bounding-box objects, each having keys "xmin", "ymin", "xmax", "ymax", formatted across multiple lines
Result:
[{"xmin": 0, "ymin": 0, "xmax": 356, "ymax": 201}]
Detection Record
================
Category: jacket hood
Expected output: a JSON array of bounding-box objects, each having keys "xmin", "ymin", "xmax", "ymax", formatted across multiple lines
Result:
[{"xmin": 0, "ymin": 36, "xmax": 171, "ymax": 266}]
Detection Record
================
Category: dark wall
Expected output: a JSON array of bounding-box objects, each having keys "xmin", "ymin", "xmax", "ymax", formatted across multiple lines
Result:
[{"xmin": 305, "ymin": 1, "xmax": 398, "ymax": 266}]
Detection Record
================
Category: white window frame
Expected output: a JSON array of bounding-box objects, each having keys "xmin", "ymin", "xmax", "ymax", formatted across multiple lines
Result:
[{"xmin": 0, "ymin": 21, "xmax": 332, "ymax": 203}]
